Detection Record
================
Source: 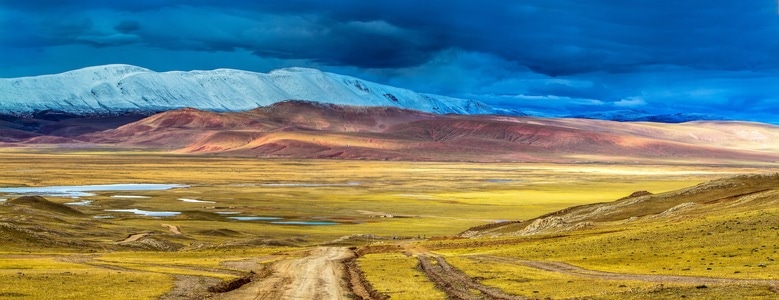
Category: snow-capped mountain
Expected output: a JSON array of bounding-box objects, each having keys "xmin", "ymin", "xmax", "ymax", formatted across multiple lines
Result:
[{"xmin": 0, "ymin": 64, "xmax": 498, "ymax": 115}]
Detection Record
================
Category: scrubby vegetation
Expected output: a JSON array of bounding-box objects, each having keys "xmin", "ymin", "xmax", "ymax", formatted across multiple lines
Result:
[{"xmin": 0, "ymin": 149, "xmax": 776, "ymax": 299}]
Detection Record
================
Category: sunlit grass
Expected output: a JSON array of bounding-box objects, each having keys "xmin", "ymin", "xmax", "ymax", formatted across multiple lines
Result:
[
  {"xmin": 436, "ymin": 210, "xmax": 779, "ymax": 281},
  {"xmin": 1, "ymin": 150, "xmax": 775, "ymax": 298},
  {"xmin": 444, "ymin": 255, "xmax": 660, "ymax": 299},
  {"xmin": 96, "ymin": 248, "xmax": 288, "ymax": 270},
  {"xmin": 0, "ymin": 258, "xmax": 170, "ymax": 299},
  {"xmin": 358, "ymin": 253, "xmax": 445, "ymax": 300},
  {"xmin": 1, "ymin": 150, "xmax": 742, "ymax": 243},
  {"xmin": 425, "ymin": 186, "xmax": 779, "ymax": 299}
]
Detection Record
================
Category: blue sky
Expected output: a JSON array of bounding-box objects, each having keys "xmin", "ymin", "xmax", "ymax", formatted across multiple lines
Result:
[{"xmin": 1, "ymin": 1, "xmax": 778, "ymax": 122}]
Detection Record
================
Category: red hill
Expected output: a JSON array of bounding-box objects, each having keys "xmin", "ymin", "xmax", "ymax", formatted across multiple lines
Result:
[{"xmin": 11, "ymin": 101, "xmax": 779, "ymax": 164}]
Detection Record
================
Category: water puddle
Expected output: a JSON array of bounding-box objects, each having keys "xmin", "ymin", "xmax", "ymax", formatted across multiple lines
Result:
[
  {"xmin": 0, "ymin": 184, "xmax": 187, "ymax": 198},
  {"xmin": 397, "ymin": 194, "xmax": 433, "ymax": 199},
  {"xmin": 261, "ymin": 182, "xmax": 361, "ymax": 187},
  {"xmin": 0, "ymin": 199, "xmax": 6, "ymax": 202},
  {"xmin": 486, "ymin": 179, "xmax": 514, "ymax": 183},
  {"xmin": 105, "ymin": 209, "xmax": 181, "ymax": 217},
  {"xmin": 228, "ymin": 216, "xmax": 283, "ymax": 221},
  {"xmin": 92, "ymin": 215, "xmax": 114, "ymax": 219},
  {"xmin": 270, "ymin": 221, "xmax": 339, "ymax": 226},
  {"xmin": 65, "ymin": 200, "xmax": 92, "ymax": 206},
  {"xmin": 178, "ymin": 198, "xmax": 216, "ymax": 204}
]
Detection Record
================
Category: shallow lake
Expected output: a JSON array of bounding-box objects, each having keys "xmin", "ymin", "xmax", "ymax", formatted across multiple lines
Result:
[
  {"xmin": 486, "ymin": 179, "xmax": 514, "ymax": 183},
  {"xmin": 261, "ymin": 182, "xmax": 361, "ymax": 187},
  {"xmin": 228, "ymin": 216, "xmax": 283, "ymax": 221},
  {"xmin": 0, "ymin": 184, "xmax": 188, "ymax": 198},
  {"xmin": 105, "ymin": 209, "xmax": 181, "ymax": 217},
  {"xmin": 179, "ymin": 198, "xmax": 216, "ymax": 203},
  {"xmin": 271, "ymin": 221, "xmax": 339, "ymax": 226}
]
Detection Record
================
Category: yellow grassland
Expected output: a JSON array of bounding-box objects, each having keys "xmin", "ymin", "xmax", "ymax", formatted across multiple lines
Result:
[
  {"xmin": 358, "ymin": 253, "xmax": 446, "ymax": 299},
  {"xmin": 0, "ymin": 149, "xmax": 775, "ymax": 299}
]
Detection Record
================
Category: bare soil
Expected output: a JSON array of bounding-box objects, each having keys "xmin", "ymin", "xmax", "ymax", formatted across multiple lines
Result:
[
  {"xmin": 214, "ymin": 247, "xmax": 354, "ymax": 300},
  {"xmin": 117, "ymin": 232, "xmax": 150, "ymax": 243},
  {"xmin": 343, "ymin": 250, "xmax": 389, "ymax": 300},
  {"xmin": 161, "ymin": 275, "xmax": 222, "ymax": 300},
  {"xmin": 162, "ymin": 224, "xmax": 182, "ymax": 235},
  {"xmin": 417, "ymin": 254, "xmax": 525, "ymax": 300}
]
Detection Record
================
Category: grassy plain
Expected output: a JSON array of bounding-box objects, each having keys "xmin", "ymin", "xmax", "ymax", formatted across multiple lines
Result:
[
  {"xmin": 427, "ymin": 177, "xmax": 779, "ymax": 299},
  {"xmin": 358, "ymin": 252, "xmax": 446, "ymax": 300},
  {"xmin": 0, "ymin": 148, "xmax": 775, "ymax": 299}
]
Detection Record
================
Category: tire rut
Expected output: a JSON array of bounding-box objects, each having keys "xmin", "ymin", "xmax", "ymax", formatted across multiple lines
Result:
[
  {"xmin": 343, "ymin": 250, "xmax": 390, "ymax": 300},
  {"xmin": 471, "ymin": 255, "xmax": 779, "ymax": 286},
  {"xmin": 417, "ymin": 255, "xmax": 525, "ymax": 300},
  {"xmin": 214, "ymin": 247, "xmax": 354, "ymax": 300}
]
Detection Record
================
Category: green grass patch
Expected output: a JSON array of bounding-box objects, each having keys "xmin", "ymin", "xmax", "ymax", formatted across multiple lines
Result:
[{"xmin": 358, "ymin": 253, "xmax": 445, "ymax": 300}]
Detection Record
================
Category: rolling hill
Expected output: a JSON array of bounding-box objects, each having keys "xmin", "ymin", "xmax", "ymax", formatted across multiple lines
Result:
[
  {"xmin": 3, "ymin": 101, "xmax": 778, "ymax": 164},
  {"xmin": 460, "ymin": 173, "xmax": 779, "ymax": 238}
]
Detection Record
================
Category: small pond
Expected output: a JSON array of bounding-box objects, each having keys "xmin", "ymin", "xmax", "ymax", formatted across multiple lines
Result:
[
  {"xmin": 486, "ymin": 179, "xmax": 514, "ymax": 183},
  {"xmin": 228, "ymin": 216, "xmax": 284, "ymax": 221},
  {"xmin": 270, "ymin": 221, "xmax": 339, "ymax": 226},
  {"xmin": 0, "ymin": 184, "xmax": 188, "ymax": 198},
  {"xmin": 261, "ymin": 182, "xmax": 361, "ymax": 187},
  {"xmin": 65, "ymin": 200, "xmax": 92, "ymax": 206},
  {"xmin": 105, "ymin": 209, "xmax": 181, "ymax": 217},
  {"xmin": 179, "ymin": 198, "xmax": 216, "ymax": 203}
]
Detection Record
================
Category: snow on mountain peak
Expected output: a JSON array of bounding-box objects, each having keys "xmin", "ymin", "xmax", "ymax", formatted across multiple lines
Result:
[
  {"xmin": 60, "ymin": 64, "xmax": 153, "ymax": 79},
  {"xmin": 269, "ymin": 67, "xmax": 324, "ymax": 74},
  {"xmin": 0, "ymin": 65, "xmax": 499, "ymax": 115}
]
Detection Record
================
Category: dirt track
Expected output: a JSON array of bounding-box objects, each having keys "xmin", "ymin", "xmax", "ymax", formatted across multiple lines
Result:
[
  {"xmin": 117, "ymin": 232, "xmax": 149, "ymax": 243},
  {"xmin": 471, "ymin": 255, "xmax": 779, "ymax": 286},
  {"xmin": 161, "ymin": 224, "xmax": 182, "ymax": 235},
  {"xmin": 215, "ymin": 247, "xmax": 354, "ymax": 300},
  {"xmin": 417, "ymin": 254, "xmax": 525, "ymax": 300}
]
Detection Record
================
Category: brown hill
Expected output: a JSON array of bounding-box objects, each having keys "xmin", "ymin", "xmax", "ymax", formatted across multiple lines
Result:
[
  {"xmin": 0, "ymin": 111, "xmax": 149, "ymax": 143},
  {"xmin": 7, "ymin": 196, "xmax": 85, "ymax": 216},
  {"xmin": 14, "ymin": 101, "xmax": 779, "ymax": 164},
  {"xmin": 459, "ymin": 173, "xmax": 779, "ymax": 237}
]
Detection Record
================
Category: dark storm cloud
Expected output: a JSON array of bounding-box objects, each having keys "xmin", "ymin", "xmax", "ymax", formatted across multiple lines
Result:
[
  {"xmin": 233, "ymin": 0, "xmax": 779, "ymax": 75},
  {"xmin": 114, "ymin": 21, "xmax": 140, "ymax": 33},
  {"xmin": 1, "ymin": 1, "xmax": 778, "ymax": 123},
  {"xmin": 3, "ymin": 0, "xmax": 778, "ymax": 74}
]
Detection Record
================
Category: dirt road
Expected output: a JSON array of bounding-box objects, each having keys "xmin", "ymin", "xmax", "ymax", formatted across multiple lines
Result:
[
  {"xmin": 417, "ymin": 254, "xmax": 525, "ymax": 300},
  {"xmin": 117, "ymin": 232, "xmax": 149, "ymax": 243},
  {"xmin": 215, "ymin": 247, "xmax": 354, "ymax": 300},
  {"xmin": 161, "ymin": 224, "xmax": 182, "ymax": 235},
  {"xmin": 471, "ymin": 255, "xmax": 779, "ymax": 286}
]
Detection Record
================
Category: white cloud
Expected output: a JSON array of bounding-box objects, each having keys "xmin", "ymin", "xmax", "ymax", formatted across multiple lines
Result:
[{"xmin": 613, "ymin": 97, "xmax": 646, "ymax": 107}]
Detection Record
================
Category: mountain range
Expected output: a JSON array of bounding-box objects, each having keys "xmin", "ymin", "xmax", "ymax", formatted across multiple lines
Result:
[
  {"xmin": 1, "ymin": 64, "xmax": 776, "ymax": 164},
  {"xmin": 1, "ymin": 64, "xmax": 733, "ymax": 123},
  {"xmin": 566, "ymin": 110, "xmax": 727, "ymax": 123},
  {"xmin": 2, "ymin": 100, "xmax": 778, "ymax": 164},
  {"xmin": 0, "ymin": 64, "xmax": 498, "ymax": 115}
]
